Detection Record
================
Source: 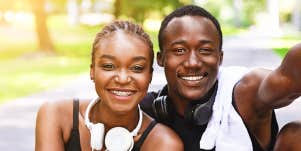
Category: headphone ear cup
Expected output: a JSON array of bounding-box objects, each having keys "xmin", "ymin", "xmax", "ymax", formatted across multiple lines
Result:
[
  {"xmin": 184, "ymin": 104, "xmax": 195, "ymax": 123},
  {"xmin": 90, "ymin": 123, "xmax": 105, "ymax": 150},
  {"xmin": 105, "ymin": 127, "xmax": 133, "ymax": 151},
  {"xmin": 152, "ymin": 95, "xmax": 170, "ymax": 122}
]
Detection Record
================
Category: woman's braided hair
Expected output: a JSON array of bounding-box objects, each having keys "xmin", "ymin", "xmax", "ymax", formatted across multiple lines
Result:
[{"xmin": 91, "ymin": 20, "xmax": 154, "ymax": 69}]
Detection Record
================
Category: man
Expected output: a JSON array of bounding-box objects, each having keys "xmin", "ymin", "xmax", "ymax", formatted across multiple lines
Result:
[{"xmin": 141, "ymin": 5, "xmax": 301, "ymax": 151}]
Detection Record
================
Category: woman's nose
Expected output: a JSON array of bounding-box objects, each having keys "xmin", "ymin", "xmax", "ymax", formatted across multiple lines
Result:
[{"xmin": 114, "ymin": 69, "xmax": 131, "ymax": 84}]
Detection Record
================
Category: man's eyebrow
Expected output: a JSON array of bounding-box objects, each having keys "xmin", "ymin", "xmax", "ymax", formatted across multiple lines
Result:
[
  {"xmin": 99, "ymin": 54, "xmax": 115, "ymax": 60},
  {"xmin": 170, "ymin": 40, "xmax": 186, "ymax": 46},
  {"xmin": 198, "ymin": 39, "xmax": 214, "ymax": 45},
  {"xmin": 170, "ymin": 39, "xmax": 214, "ymax": 46}
]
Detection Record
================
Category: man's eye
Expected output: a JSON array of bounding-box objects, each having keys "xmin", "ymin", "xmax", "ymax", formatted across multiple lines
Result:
[
  {"xmin": 174, "ymin": 48, "xmax": 186, "ymax": 54},
  {"xmin": 199, "ymin": 48, "xmax": 212, "ymax": 54},
  {"xmin": 101, "ymin": 63, "xmax": 114, "ymax": 70},
  {"xmin": 131, "ymin": 65, "xmax": 144, "ymax": 72}
]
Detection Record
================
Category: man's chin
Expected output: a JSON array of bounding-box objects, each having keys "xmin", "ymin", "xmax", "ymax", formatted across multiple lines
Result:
[{"xmin": 179, "ymin": 91, "xmax": 206, "ymax": 102}]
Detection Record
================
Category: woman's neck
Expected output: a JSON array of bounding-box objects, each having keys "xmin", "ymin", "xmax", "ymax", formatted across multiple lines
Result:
[{"xmin": 90, "ymin": 101, "xmax": 140, "ymax": 132}]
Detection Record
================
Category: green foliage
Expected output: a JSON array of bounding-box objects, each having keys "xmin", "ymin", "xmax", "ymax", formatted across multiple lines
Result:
[
  {"xmin": 241, "ymin": 0, "xmax": 265, "ymax": 26},
  {"xmin": 0, "ymin": 14, "xmax": 98, "ymax": 103},
  {"xmin": 271, "ymin": 34, "xmax": 301, "ymax": 57},
  {"xmin": 200, "ymin": 0, "xmax": 266, "ymax": 27},
  {"xmin": 116, "ymin": 0, "xmax": 187, "ymax": 23}
]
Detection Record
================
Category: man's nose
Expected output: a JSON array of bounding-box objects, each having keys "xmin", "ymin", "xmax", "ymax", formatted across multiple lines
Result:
[{"xmin": 183, "ymin": 51, "xmax": 202, "ymax": 68}]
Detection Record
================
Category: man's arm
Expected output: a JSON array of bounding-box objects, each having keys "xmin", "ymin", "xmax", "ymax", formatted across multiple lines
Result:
[{"xmin": 258, "ymin": 43, "xmax": 301, "ymax": 108}]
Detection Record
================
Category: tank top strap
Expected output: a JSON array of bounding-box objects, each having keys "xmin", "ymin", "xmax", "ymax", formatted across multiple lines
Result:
[
  {"xmin": 65, "ymin": 98, "xmax": 81, "ymax": 151},
  {"xmin": 133, "ymin": 120, "xmax": 157, "ymax": 150},
  {"xmin": 73, "ymin": 98, "xmax": 79, "ymax": 130}
]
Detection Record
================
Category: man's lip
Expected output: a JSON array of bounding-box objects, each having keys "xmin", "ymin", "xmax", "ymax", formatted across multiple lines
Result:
[{"xmin": 177, "ymin": 72, "xmax": 208, "ymax": 81}]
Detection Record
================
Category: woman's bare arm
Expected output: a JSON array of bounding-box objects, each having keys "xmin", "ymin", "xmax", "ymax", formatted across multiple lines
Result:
[{"xmin": 35, "ymin": 102, "xmax": 65, "ymax": 151}]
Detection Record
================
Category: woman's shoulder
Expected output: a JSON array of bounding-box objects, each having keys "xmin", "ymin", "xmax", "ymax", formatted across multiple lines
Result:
[
  {"xmin": 152, "ymin": 123, "xmax": 183, "ymax": 144},
  {"xmin": 37, "ymin": 99, "xmax": 73, "ymax": 118},
  {"xmin": 37, "ymin": 99, "xmax": 91, "ymax": 125},
  {"xmin": 36, "ymin": 99, "xmax": 91, "ymax": 141},
  {"xmin": 37, "ymin": 98, "xmax": 90, "ymax": 116},
  {"xmin": 141, "ymin": 115, "xmax": 183, "ymax": 151},
  {"xmin": 36, "ymin": 99, "xmax": 75, "ymax": 131}
]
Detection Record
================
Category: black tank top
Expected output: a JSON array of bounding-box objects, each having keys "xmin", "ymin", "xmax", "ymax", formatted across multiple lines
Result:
[
  {"xmin": 65, "ymin": 99, "xmax": 157, "ymax": 151},
  {"xmin": 232, "ymin": 94, "xmax": 279, "ymax": 151},
  {"xmin": 65, "ymin": 98, "xmax": 81, "ymax": 151}
]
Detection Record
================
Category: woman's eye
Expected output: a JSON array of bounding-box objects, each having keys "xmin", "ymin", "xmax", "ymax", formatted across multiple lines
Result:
[
  {"xmin": 101, "ymin": 63, "xmax": 115, "ymax": 70},
  {"xmin": 131, "ymin": 65, "xmax": 144, "ymax": 72}
]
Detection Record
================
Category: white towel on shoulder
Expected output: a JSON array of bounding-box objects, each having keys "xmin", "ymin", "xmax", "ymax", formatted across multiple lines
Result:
[{"xmin": 199, "ymin": 66, "xmax": 252, "ymax": 151}]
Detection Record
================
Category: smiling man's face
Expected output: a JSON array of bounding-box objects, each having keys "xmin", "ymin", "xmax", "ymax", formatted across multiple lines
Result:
[{"xmin": 157, "ymin": 16, "xmax": 223, "ymax": 104}]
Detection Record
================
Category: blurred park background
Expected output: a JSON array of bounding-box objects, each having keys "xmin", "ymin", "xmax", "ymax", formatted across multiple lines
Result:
[{"xmin": 0, "ymin": 0, "xmax": 301, "ymax": 104}]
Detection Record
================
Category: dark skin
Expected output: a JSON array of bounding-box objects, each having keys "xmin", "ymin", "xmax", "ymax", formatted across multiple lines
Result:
[
  {"xmin": 274, "ymin": 121, "xmax": 301, "ymax": 151},
  {"xmin": 35, "ymin": 31, "xmax": 183, "ymax": 151},
  {"xmin": 157, "ymin": 15, "xmax": 301, "ymax": 150}
]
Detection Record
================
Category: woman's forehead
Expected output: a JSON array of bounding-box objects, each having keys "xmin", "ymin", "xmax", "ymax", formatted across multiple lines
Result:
[{"xmin": 95, "ymin": 32, "xmax": 151, "ymax": 58}]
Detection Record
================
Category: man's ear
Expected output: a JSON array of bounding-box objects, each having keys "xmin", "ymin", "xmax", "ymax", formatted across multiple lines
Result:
[
  {"xmin": 157, "ymin": 51, "xmax": 164, "ymax": 67},
  {"xmin": 219, "ymin": 50, "xmax": 224, "ymax": 65},
  {"xmin": 90, "ymin": 64, "xmax": 94, "ymax": 81}
]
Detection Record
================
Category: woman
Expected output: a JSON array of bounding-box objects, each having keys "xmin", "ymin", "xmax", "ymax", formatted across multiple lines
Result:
[
  {"xmin": 35, "ymin": 20, "xmax": 183, "ymax": 151},
  {"xmin": 274, "ymin": 121, "xmax": 301, "ymax": 151}
]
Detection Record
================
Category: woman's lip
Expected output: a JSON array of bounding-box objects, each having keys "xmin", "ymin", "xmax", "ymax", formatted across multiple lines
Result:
[{"xmin": 110, "ymin": 90, "xmax": 134, "ymax": 96}]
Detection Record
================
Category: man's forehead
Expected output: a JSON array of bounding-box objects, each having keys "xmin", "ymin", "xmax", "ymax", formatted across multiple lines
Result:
[
  {"xmin": 167, "ymin": 16, "xmax": 212, "ymax": 28},
  {"xmin": 163, "ymin": 16, "xmax": 218, "ymax": 37}
]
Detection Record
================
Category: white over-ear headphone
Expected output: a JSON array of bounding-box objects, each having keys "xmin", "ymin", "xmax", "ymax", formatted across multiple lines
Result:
[{"xmin": 85, "ymin": 97, "xmax": 143, "ymax": 151}]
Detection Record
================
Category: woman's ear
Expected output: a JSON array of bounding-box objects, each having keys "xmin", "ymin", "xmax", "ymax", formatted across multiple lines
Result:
[
  {"xmin": 90, "ymin": 64, "xmax": 95, "ymax": 81},
  {"xmin": 157, "ymin": 51, "xmax": 164, "ymax": 67}
]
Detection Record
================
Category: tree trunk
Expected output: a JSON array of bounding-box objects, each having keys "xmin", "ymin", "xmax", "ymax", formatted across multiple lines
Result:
[
  {"xmin": 114, "ymin": 0, "xmax": 121, "ymax": 19},
  {"xmin": 32, "ymin": 0, "xmax": 54, "ymax": 53}
]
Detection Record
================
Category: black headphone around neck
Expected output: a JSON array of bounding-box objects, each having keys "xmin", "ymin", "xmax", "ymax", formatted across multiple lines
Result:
[{"xmin": 152, "ymin": 81, "xmax": 218, "ymax": 125}]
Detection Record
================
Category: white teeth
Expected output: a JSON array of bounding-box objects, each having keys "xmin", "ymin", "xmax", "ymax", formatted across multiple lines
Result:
[
  {"xmin": 180, "ymin": 76, "xmax": 204, "ymax": 81},
  {"xmin": 111, "ymin": 90, "xmax": 133, "ymax": 96}
]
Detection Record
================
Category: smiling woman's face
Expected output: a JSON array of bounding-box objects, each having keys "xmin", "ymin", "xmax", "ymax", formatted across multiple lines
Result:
[
  {"xmin": 158, "ymin": 16, "xmax": 223, "ymax": 104},
  {"xmin": 90, "ymin": 31, "xmax": 152, "ymax": 113}
]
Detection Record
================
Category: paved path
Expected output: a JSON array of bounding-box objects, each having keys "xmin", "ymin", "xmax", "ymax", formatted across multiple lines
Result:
[{"xmin": 0, "ymin": 32, "xmax": 300, "ymax": 151}]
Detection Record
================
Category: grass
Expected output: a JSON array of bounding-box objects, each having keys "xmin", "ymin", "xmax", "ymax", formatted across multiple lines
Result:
[
  {"xmin": 0, "ymin": 14, "xmax": 98, "ymax": 103},
  {"xmin": 0, "ymin": 57, "xmax": 90, "ymax": 102},
  {"xmin": 270, "ymin": 34, "xmax": 301, "ymax": 57}
]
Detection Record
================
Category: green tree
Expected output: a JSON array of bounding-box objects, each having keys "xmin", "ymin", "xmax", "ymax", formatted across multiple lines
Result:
[{"xmin": 113, "ymin": 0, "xmax": 188, "ymax": 23}]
